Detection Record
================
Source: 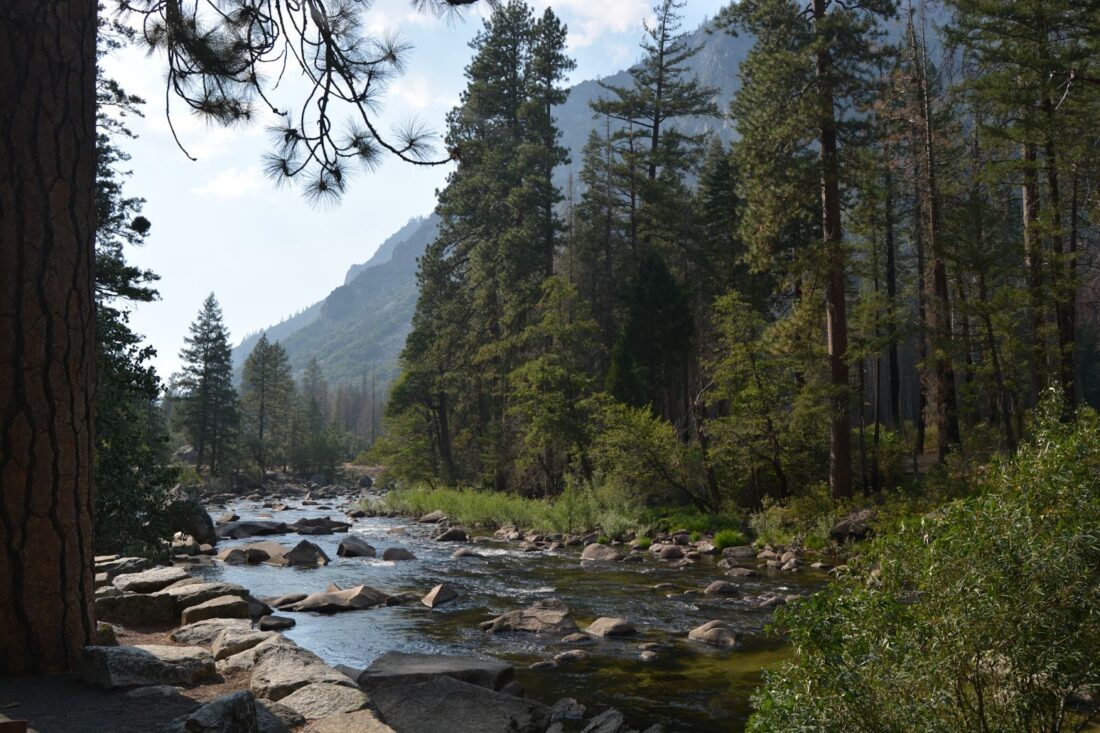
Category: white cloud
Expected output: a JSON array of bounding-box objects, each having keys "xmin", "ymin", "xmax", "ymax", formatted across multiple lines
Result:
[
  {"xmin": 392, "ymin": 74, "xmax": 459, "ymax": 111},
  {"xmin": 191, "ymin": 166, "xmax": 266, "ymax": 198},
  {"xmin": 536, "ymin": 0, "xmax": 649, "ymax": 48}
]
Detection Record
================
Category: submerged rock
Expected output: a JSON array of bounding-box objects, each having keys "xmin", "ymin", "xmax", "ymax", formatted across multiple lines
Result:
[
  {"xmin": 284, "ymin": 584, "xmax": 389, "ymax": 614},
  {"xmin": 688, "ymin": 620, "xmax": 738, "ymax": 649},
  {"xmin": 584, "ymin": 617, "xmax": 636, "ymax": 638},
  {"xmin": 481, "ymin": 599, "xmax": 578, "ymax": 635}
]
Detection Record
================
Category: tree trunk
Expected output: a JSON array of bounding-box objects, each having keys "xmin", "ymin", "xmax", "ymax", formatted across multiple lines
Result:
[
  {"xmin": 884, "ymin": 162, "xmax": 901, "ymax": 425},
  {"xmin": 0, "ymin": 0, "xmax": 98, "ymax": 674},
  {"xmin": 1022, "ymin": 141, "xmax": 1046, "ymax": 400},
  {"xmin": 814, "ymin": 0, "xmax": 851, "ymax": 500}
]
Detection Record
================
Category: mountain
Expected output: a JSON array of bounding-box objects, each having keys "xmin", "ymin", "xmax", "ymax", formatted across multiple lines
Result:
[{"xmin": 232, "ymin": 16, "xmax": 750, "ymax": 389}]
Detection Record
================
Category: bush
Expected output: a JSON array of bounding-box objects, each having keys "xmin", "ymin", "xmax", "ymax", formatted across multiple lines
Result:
[
  {"xmin": 713, "ymin": 528, "xmax": 747, "ymax": 549},
  {"xmin": 633, "ymin": 536, "xmax": 653, "ymax": 550},
  {"xmin": 749, "ymin": 407, "xmax": 1100, "ymax": 732}
]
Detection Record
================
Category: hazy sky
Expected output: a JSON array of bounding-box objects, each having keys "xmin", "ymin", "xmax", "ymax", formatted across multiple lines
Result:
[{"xmin": 102, "ymin": 0, "xmax": 727, "ymax": 379}]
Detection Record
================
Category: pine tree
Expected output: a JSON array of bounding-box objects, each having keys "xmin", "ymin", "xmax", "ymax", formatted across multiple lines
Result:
[
  {"xmin": 175, "ymin": 294, "xmax": 239, "ymax": 475},
  {"xmin": 241, "ymin": 334, "xmax": 295, "ymax": 482}
]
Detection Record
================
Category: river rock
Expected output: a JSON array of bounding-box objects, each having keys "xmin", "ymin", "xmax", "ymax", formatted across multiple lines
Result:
[
  {"xmin": 282, "ymin": 540, "xmax": 330, "ymax": 567},
  {"xmin": 656, "ymin": 545, "xmax": 683, "ymax": 561},
  {"xmin": 303, "ymin": 710, "xmax": 394, "ymax": 733},
  {"xmin": 259, "ymin": 615, "xmax": 297, "ymax": 631},
  {"xmin": 550, "ymin": 698, "xmax": 586, "ymax": 723},
  {"xmin": 704, "ymin": 580, "xmax": 740, "ymax": 596},
  {"xmin": 357, "ymin": 652, "xmax": 513, "ymax": 693},
  {"xmin": 285, "ymin": 585, "xmax": 389, "ymax": 614},
  {"xmin": 481, "ymin": 598, "xmax": 578, "ymax": 635},
  {"xmin": 256, "ymin": 700, "xmax": 305, "ymax": 733},
  {"xmin": 171, "ymin": 618, "xmax": 252, "ymax": 645},
  {"xmin": 370, "ymin": 676, "xmax": 550, "ymax": 733},
  {"xmin": 553, "ymin": 649, "xmax": 589, "ymax": 664},
  {"xmin": 830, "ymin": 508, "xmax": 875, "ymax": 542},
  {"xmin": 217, "ymin": 541, "xmax": 290, "ymax": 565},
  {"xmin": 580, "ymin": 708, "xmax": 626, "ymax": 733},
  {"xmin": 161, "ymin": 690, "xmax": 258, "ymax": 733},
  {"xmin": 163, "ymin": 486, "xmax": 218, "ymax": 546},
  {"xmin": 293, "ymin": 517, "xmax": 351, "ymax": 535},
  {"xmin": 181, "ymin": 595, "xmax": 251, "ymax": 625},
  {"xmin": 82, "ymin": 645, "xmax": 215, "ymax": 688},
  {"xmin": 579, "ymin": 544, "xmax": 622, "ymax": 563},
  {"xmin": 216, "ymin": 512, "xmax": 239, "ymax": 525},
  {"xmin": 217, "ymin": 521, "xmax": 289, "ymax": 540},
  {"xmin": 250, "ymin": 643, "xmax": 358, "ymax": 701},
  {"xmin": 435, "ymin": 527, "xmax": 467, "ymax": 542},
  {"xmin": 277, "ymin": 683, "xmax": 371, "ymax": 720},
  {"xmin": 96, "ymin": 591, "xmax": 177, "ymax": 627},
  {"xmin": 688, "ymin": 620, "xmax": 738, "ymax": 649},
  {"xmin": 264, "ymin": 593, "xmax": 308, "ymax": 610},
  {"xmin": 217, "ymin": 635, "xmax": 298, "ymax": 676},
  {"xmin": 451, "ymin": 547, "xmax": 481, "ymax": 559},
  {"xmin": 381, "ymin": 547, "xmax": 415, "ymax": 561},
  {"xmin": 157, "ymin": 581, "xmax": 250, "ymax": 616},
  {"xmin": 113, "ymin": 566, "xmax": 191, "ymax": 593},
  {"xmin": 421, "ymin": 583, "xmax": 460, "ymax": 608},
  {"xmin": 419, "ymin": 510, "xmax": 446, "ymax": 523},
  {"xmin": 585, "ymin": 617, "xmax": 636, "ymax": 637},
  {"xmin": 213, "ymin": 628, "xmax": 276, "ymax": 660},
  {"xmin": 336, "ymin": 536, "xmax": 376, "ymax": 558}
]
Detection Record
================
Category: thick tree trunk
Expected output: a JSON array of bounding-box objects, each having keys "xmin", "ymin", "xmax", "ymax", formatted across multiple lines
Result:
[
  {"xmin": 0, "ymin": 0, "xmax": 98, "ymax": 674},
  {"xmin": 815, "ymin": 0, "xmax": 851, "ymax": 500}
]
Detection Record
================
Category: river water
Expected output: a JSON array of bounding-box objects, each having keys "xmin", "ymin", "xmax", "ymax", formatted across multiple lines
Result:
[{"xmin": 196, "ymin": 499, "xmax": 827, "ymax": 732}]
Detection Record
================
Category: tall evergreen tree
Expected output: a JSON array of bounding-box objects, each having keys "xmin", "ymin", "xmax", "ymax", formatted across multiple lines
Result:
[
  {"xmin": 241, "ymin": 334, "xmax": 295, "ymax": 481},
  {"xmin": 175, "ymin": 294, "xmax": 238, "ymax": 475}
]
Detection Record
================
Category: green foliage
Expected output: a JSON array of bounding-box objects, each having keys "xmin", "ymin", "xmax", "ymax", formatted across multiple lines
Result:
[
  {"xmin": 749, "ymin": 408, "xmax": 1100, "ymax": 732},
  {"xmin": 240, "ymin": 334, "xmax": 296, "ymax": 480},
  {"xmin": 713, "ymin": 529, "xmax": 747, "ymax": 550}
]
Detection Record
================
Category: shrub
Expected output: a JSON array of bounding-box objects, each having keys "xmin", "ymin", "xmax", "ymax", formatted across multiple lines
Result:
[
  {"xmin": 749, "ymin": 407, "xmax": 1100, "ymax": 733},
  {"xmin": 713, "ymin": 528, "xmax": 747, "ymax": 549},
  {"xmin": 633, "ymin": 536, "xmax": 653, "ymax": 550}
]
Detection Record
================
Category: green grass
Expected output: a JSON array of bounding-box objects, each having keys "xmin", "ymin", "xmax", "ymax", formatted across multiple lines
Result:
[{"xmin": 633, "ymin": 536, "xmax": 653, "ymax": 550}]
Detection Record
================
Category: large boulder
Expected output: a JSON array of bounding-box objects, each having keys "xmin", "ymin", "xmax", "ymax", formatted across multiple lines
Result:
[
  {"xmin": 688, "ymin": 620, "xmax": 738, "ymax": 649},
  {"xmin": 292, "ymin": 517, "xmax": 352, "ymax": 535},
  {"xmin": 704, "ymin": 580, "xmax": 740, "ymax": 596},
  {"xmin": 216, "ymin": 635, "xmax": 299, "ymax": 676},
  {"xmin": 285, "ymin": 585, "xmax": 389, "ymax": 614},
  {"xmin": 163, "ymin": 486, "xmax": 217, "ymax": 545},
  {"xmin": 180, "ymin": 595, "xmax": 251, "ymax": 625},
  {"xmin": 171, "ymin": 618, "xmax": 253, "ymax": 646},
  {"xmin": 421, "ymin": 583, "xmax": 459, "ymax": 608},
  {"xmin": 356, "ymin": 652, "xmax": 513, "ymax": 693},
  {"xmin": 277, "ymin": 682, "xmax": 372, "ymax": 720},
  {"xmin": 256, "ymin": 700, "xmax": 305, "ymax": 733},
  {"xmin": 250, "ymin": 643, "xmax": 358, "ymax": 701},
  {"xmin": 303, "ymin": 710, "xmax": 394, "ymax": 733},
  {"xmin": 281, "ymin": 540, "xmax": 330, "ymax": 568},
  {"xmin": 336, "ymin": 536, "xmax": 376, "ymax": 558},
  {"xmin": 95, "ymin": 555, "xmax": 151, "ymax": 580},
  {"xmin": 581, "ymin": 709, "xmax": 626, "ymax": 733},
  {"xmin": 830, "ymin": 508, "xmax": 876, "ymax": 543},
  {"xmin": 585, "ymin": 617, "xmax": 636, "ymax": 638},
  {"xmin": 580, "ymin": 544, "xmax": 623, "ymax": 563},
  {"xmin": 371, "ymin": 676, "xmax": 550, "ymax": 733},
  {"xmin": 161, "ymin": 690, "xmax": 258, "ymax": 733},
  {"xmin": 82, "ymin": 645, "xmax": 216, "ymax": 688},
  {"xmin": 96, "ymin": 591, "xmax": 177, "ymax": 627},
  {"xmin": 155, "ymin": 581, "xmax": 250, "ymax": 617},
  {"xmin": 434, "ymin": 528, "xmax": 467, "ymax": 542},
  {"xmin": 217, "ymin": 521, "xmax": 290, "ymax": 540},
  {"xmin": 480, "ymin": 599, "xmax": 578, "ymax": 635},
  {"xmin": 217, "ymin": 541, "xmax": 291, "ymax": 565},
  {"xmin": 381, "ymin": 547, "xmax": 415, "ymax": 561},
  {"xmin": 113, "ymin": 566, "xmax": 191, "ymax": 593}
]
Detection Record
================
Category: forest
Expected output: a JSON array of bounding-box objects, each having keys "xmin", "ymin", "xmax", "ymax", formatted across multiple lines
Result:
[{"xmin": 2, "ymin": 0, "xmax": 1100, "ymax": 730}]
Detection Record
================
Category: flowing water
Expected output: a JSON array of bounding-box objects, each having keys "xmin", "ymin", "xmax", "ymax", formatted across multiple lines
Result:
[{"xmin": 197, "ymin": 499, "xmax": 828, "ymax": 732}]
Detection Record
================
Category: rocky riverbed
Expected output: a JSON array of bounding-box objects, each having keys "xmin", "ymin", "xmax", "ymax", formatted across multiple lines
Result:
[{"xmin": 67, "ymin": 481, "xmax": 835, "ymax": 733}]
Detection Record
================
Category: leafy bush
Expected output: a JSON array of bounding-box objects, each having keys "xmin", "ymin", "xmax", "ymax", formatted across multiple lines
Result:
[
  {"xmin": 749, "ymin": 408, "xmax": 1100, "ymax": 732},
  {"xmin": 633, "ymin": 536, "xmax": 653, "ymax": 550},
  {"xmin": 713, "ymin": 528, "xmax": 747, "ymax": 549}
]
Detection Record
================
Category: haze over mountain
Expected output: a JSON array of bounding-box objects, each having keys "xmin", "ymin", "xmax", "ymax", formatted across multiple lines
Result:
[{"xmin": 232, "ymin": 17, "xmax": 751, "ymax": 388}]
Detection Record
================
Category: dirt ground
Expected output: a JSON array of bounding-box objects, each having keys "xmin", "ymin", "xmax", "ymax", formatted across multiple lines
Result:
[{"xmin": 0, "ymin": 628, "xmax": 251, "ymax": 733}]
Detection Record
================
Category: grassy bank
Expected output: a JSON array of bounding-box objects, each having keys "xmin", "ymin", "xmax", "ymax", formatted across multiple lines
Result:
[{"xmin": 376, "ymin": 484, "xmax": 747, "ymax": 542}]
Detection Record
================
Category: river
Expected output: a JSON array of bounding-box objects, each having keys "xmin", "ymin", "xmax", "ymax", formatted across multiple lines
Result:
[{"xmin": 197, "ymin": 498, "xmax": 827, "ymax": 732}]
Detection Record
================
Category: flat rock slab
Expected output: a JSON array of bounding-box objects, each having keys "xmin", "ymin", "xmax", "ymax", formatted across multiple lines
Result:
[
  {"xmin": 217, "ymin": 521, "xmax": 290, "ymax": 540},
  {"xmin": 278, "ymin": 682, "xmax": 371, "ymax": 720},
  {"xmin": 96, "ymin": 556, "xmax": 150, "ymax": 580},
  {"xmin": 304, "ymin": 710, "xmax": 395, "ymax": 733},
  {"xmin": 170, "ymin": 617, "xmax": 252, "ymax": 646},
  {"xmin": 585, "ymin": 617, "xmax": 636, "ymax": 638},
  {"xmin": 82, "ymin": 645, "xmax": 215, "ymax": 688},
  {"xmin": 371, "ymin": 676, "xmax": 550, "ymax": 733},
  {"xmin": 213, "ymin": 628, "xmax": 277, "ymax": 660},
  {"xmin": 357, "ymin": 652, "xmax": 513, "ymax": 692},
  {"xmin": 96, "ymin": 591, "xmax": 177, "ymax": 628},
  {"xmin": 251, "ymin": 643, "xmax": 358, "ymax": 701},
  {"xmin": 285, "ymin": 585, "xmax": 389, "ymax": 614},
  {"xmin": 481, "ymin": 599, "xmax": 578, "ymax": 635},
  {"xmin": 113, "ymin": 566, "xmax": 191, "ymax": 593},
  {"xmin": 180, "ymin": 595, "xmax": 251, "ymax": 625}
]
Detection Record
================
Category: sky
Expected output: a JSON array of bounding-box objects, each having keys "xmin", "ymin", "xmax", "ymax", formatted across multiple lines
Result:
[{"xmin": 102, "ymin": 0, "xmax": 728, "ymax": 379}]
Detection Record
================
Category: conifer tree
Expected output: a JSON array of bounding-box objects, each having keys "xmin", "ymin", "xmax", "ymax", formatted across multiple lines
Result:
[
  {"xmin": 241, "ymin": 334, "xmax": 295, "ymax": 481},
  {"xmin": 175, "ymin": 294, "xmax": 239, "ymax": 475}
]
